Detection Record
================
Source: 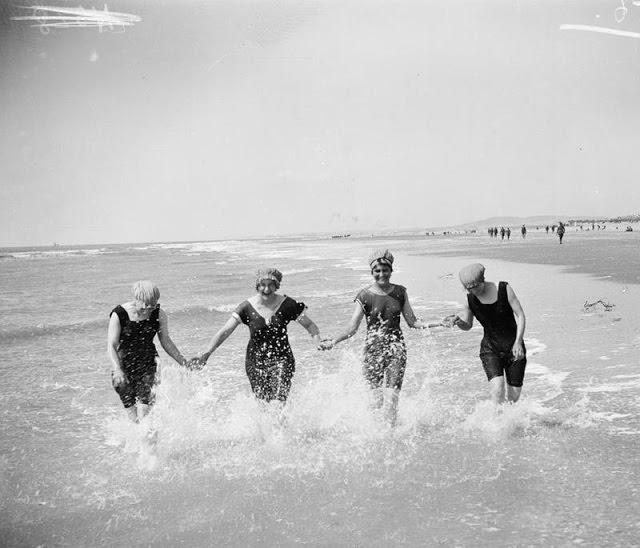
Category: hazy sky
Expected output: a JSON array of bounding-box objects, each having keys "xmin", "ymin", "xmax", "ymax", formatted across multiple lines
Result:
[{"xmin": 2, "ymin": 0, "xmax": 640, "ymax": 246}]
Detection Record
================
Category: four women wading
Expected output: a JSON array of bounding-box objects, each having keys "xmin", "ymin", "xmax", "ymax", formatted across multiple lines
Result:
[{"xmin": 108, "ymin": 251, "xmax": 527, "ymax": 428}]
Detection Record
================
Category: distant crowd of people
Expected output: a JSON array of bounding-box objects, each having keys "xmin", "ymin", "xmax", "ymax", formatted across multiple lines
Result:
[
  {"xmin": 488, "ymin": 223, "xmax": 566, "ymax": 243},
  {"xmin": 486, "ymin": 221, "xmax": 635, "ymax": 244}
]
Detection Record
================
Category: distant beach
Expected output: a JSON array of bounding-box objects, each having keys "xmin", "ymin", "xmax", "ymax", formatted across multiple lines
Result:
[{"xmin": 407, "ymin": 229, "xmax": 640, "ymax": 286}]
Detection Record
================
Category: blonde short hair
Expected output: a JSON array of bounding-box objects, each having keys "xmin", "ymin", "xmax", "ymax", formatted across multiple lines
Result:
[{"xmin": 132, "ymin": 280, "xmax": 160, "ymax": 305}]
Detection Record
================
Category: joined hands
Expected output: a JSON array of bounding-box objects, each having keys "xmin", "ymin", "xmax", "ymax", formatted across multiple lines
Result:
[
  {"xmin": 442, "ymin": 314, "xmax": 459, "ymax": 328},
  {"xmin": 317, "ymin": 338, "xmax": 335, "ymax": 351}
]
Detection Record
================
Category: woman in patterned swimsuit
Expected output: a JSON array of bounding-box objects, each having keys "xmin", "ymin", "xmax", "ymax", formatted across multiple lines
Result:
[
  {"xmin": 107, "ymin": 280, "xmax": 189, "ymax": 423},
  {"xmin": 321, "ymin": 249, "xmax": 434, "ymax": 425},
  {"xmin": 197, "ymin": 268, "xmax": 323, "ymax": 403}
]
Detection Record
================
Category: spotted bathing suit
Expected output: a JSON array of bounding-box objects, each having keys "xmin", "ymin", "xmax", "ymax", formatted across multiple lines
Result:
[
  {"xmin": 233, "ymin": 296, "xmax": 306, "ymax": 402},
  {"xmin": 355, "ymin": 285, "xmax": 408, "ymax": 390}
]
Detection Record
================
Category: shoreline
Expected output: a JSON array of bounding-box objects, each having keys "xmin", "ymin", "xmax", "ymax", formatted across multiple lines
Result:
[
  {"xmin": 406, "ymin": 231, "xmax": 640, "ymax": 286},
  {"xmin": 3, "ymin": 229, "xmax": 638, "ymax": 287}
]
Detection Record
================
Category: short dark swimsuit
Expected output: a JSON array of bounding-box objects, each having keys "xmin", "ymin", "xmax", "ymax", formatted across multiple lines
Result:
[
  {"xmin": 233, "ymin": 296, "xmax": 306, "ymax": 402},
  {"xmin": 355, "ymin": 285, "xmax": 408, "ymax": 390},
  {"xmin": 467, "ymin": 281, "xmax": 526, "ymax": 387},
  {"xmin": 110, "ymin": 305, "xmax": 160, "ymax": 408}
]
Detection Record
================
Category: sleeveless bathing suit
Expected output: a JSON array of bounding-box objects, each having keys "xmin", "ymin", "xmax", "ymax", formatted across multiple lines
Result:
[
  {"xmin": 110, "ymin": 305, "xmax": 160, "ymax": 407},
  {"xmin": 467, "ymin": 281, "xmax": 517, "ymax": 354},
  {"xmin": 467, "ymin": 281, "xmax": 527, "ymax": 386}
]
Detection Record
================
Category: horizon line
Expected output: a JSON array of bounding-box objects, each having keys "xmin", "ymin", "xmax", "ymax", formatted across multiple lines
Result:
[{"xmin": 2, "ymin": 214, "xmax": 639, "ymax": 251}]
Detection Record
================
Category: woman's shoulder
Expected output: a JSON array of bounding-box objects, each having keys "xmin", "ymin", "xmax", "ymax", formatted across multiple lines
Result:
[
  {"xmin": 364, "ymin": 284, "xmax": 406, "ymax": 296},
  {"xmin": 236, "ymin": 299, "xmax": 253, "ymax": 312},
  {"xmin": 492, "ymin": 281, "xmax": 509, "ymax": 300},
  {"xmin": 355, "ymin": 286, "xmax": 372, "ymax": 299},
  {"xmin": 499, "ymin": 280, "xmax": 517, "ymax": 297},
  {"xmin": 110, "ymin": 304, "xmax": 125, "ymax": 322},
  {"xmin": 282, "ymin": 295, "xmax": 305, "ymax": 310},
  {"xmin": 111, "ymin": 302, "xmax": 131, "ymax": 317}
]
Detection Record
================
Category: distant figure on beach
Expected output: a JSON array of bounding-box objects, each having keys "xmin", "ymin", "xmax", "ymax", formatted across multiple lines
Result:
[
  {"xmin": 320, "ymin": 249, "xmax": 437, "ymax": 425},
  {"xmin": 506, "ymin": 227, "xmax": 511, "ymax": 240},
  {"xmin": 545, "ymin": 225, "xmax": 549, "ymax": 234},
  {"xmin": 556, "ymin": 222, "xmax": 566, "ymax": 244},
  {"xmin": 521, "ymin": 225, "xmax": 527, "ymax": 239},
  {"xmin": 108, "ymin": 281, "xmax": 189, "ymax": 423},
  {"xmin": 443, "ymin": 264, "xmax": 527, "ymax": 406},
  {"xmin": 500, "ymin": 227, "xmax": 505, "ymax": 240},
  {"xmin": 196, "ymin": 268, "xmax": 322, "ymax": 404}
]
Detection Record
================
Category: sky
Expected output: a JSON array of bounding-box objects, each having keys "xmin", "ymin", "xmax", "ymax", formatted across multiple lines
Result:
[{"xmin": 1, "ymin": 0, "xmax": 640, "ymax": 247}]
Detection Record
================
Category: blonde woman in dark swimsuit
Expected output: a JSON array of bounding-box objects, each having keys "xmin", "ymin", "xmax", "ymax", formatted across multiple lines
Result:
[
  {"xmin": 107, "ymin": 280, "xmax": 189, "ymax": 423},
  {"xmin": 197, "ymin": 268, "xmax": 323, "ymax": 404},
  {"xmin": 321, "ymin": 249, "xmax": 436, "ymax": 425}
]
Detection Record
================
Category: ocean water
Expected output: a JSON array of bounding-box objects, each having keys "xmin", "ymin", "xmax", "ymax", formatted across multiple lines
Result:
[{"xmin": 1, "ymin": 234, "xmax": 639, "ymax": 547}]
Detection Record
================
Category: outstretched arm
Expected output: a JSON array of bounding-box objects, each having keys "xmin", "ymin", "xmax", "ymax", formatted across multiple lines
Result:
[
  {"xmin": 198, "ymin": 315, "xmax": 241, "ymax": 364},
  {"xmin": 506, "ymin": 284, "xmax": 526, "ymax": 359},
  {"xmin": 297, "ymin": 312, "xmax": 322, "ymax": 346},
  {"xmin": 321, "ymin": 303, "xmax": 365, "ymax": 350},
  {"xmin": 157, "ymin": 309, "xmax": 188, "ymax": 366},
  {"xmin": 443, "ymin": 301, "xmax": 474, "ymax": 330},
  {"xmin": 401, "ymin": 292, "xmax": 441, "ymax": 329}
]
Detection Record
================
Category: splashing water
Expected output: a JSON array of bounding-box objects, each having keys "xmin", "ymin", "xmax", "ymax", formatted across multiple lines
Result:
[{"xmin": 3, "ymin": 236, "xmax": 640, "ymax": 546}]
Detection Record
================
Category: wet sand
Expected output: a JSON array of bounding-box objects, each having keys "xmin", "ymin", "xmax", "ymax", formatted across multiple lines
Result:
[{"xmin": 420, "ymin": 230, "xmax": 640, "ymax": 286}]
